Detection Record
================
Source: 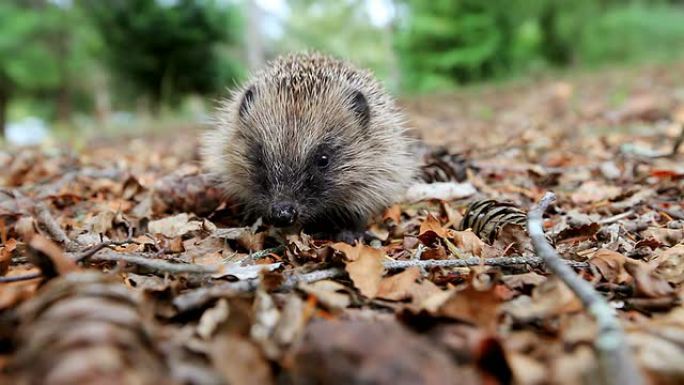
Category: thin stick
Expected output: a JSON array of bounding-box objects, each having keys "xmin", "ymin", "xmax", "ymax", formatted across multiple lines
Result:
[
  {"xmin": 670, "ymin": 123, "xmax": 684, "ymax": 157},
  {"xmin": 239, "ymin": 246, "xmax": 286, "ymax": 265},
  {"xmin": 72, "ymin": 239, "xmax": 138, "ymax": 263},
  {"xmin": 173, "ymin": 267, "xmax": 346, "ymax": 312},
  {"xmin": 598, "ymin": 210, "xmax": 634, "ymax": 225},
  {"xmin": 384, "ymin": 255, "xmax": 587, "ymax": 270},
  {"xmin": 528, "ymin": 192, "xmax": 644, "ymax": 385},
  {"xmin": 173, "ymin": 255, "xmax": 588, "ymax": 312},
  {"xmin": 0, "ymin": 272, "xmax": 42, "ymax": 283},
  {"xmin": 88, "ymin": 250, "xmax": 217, "ymax": 274}
]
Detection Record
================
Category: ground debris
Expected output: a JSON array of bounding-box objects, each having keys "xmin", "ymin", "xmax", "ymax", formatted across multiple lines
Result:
[{"xmin": 2, "ymin": 63, "xmax": 684, "ymax": 384}]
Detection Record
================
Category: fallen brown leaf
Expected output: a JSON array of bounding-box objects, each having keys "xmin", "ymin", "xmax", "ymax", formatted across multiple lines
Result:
[{"xmin": 344, "ymin": 245, "xmax": 385, "ymax": 298}]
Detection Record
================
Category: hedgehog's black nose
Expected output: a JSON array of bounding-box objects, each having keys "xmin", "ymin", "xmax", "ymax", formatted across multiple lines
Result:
[{"xmin": 268, "ymin": 202, "xmax": 298, "ymax": 227}]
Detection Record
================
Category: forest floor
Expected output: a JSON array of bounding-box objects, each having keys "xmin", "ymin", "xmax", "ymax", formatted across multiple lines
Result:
[{"xmin": 2, "ymin": 61, "xmax": 684, "ymax": 385}]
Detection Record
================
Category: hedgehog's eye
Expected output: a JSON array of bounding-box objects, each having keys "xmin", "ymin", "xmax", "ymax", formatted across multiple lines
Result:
[{"xmin": 315, "ymin": 154, "xmax": 330, "ymax": 169}]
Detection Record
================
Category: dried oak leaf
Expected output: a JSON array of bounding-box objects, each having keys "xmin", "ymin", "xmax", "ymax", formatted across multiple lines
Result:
[
  {"xmin": 501, "ymin": 272, "xmax": 547, "ymax": 292},
  {"xmin": 642, "ymin": 227, "xmax": 684, "ymax": 247},
  {"xmin": 556, "ymin": 222, "xmax": 600, "ymax": 243},
  {"xmin": 588, "ymin": 249, "xmax": 630, "ymax": 283},
  {"xmin": 0, "ymin": 238, "xmax": 17, "ymax": 275},
  {"xmin": 624, "ymin": 260, "xmax": 675, "ymax": 298},
  {"xmin": 383, "ymin": 204, "xmax": 402, "ymax": 224},
  {"xmin": 493, "ymin": 223, "xmax": 533, "ymax": 255},
  {"xmin": 376, "ymin": 267, "xmax": 441, "ymax": 304},
  {"xmin": 570, "ymin": 181, "xmax": 622, "ymax": 204},
  {"xmin": 450, "ymin": 229, "xmax": 486, "ymax": 256},
  {"xmin": 299, "ymin": 280, "xmax": 351, "ymax": 310},
  {"xmin": 652, "ymin": 244, "xmax": 684, "ymax": 284},
  {"xmin": 148, "ymin": 213, "xmax": 204, "ymax": 238},
  {"xmin": 335, "ymin": 243, "xmax": 385, "ymax": 298},
  {"xmin": 418, "ymin": 213, "xmax": 448, "ymax": 246},
  {"xmin": 435, "ymin": 286, "xmax": 504, "ymax": 329},
  {"xmin": 502, "ymin": 278, "xmax": 583, "ymax": 322}
]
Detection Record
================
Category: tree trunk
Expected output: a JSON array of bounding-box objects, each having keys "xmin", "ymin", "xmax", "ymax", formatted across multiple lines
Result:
[
  {"xmin": 56, "ymin": 86, "xmax": 72, "ymax": 123},
  {"xmin": 246, "ymin": 0, "xmax": 264, "ymax": 71},
  {"xmin": 0, "ymin": 87, "xmax": 7, "ymax": 138}
]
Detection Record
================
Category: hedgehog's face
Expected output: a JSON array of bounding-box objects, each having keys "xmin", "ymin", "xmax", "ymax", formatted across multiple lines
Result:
[{"xmin": 230, "ymin": 82, "xmax": 373, "ymax": 229}]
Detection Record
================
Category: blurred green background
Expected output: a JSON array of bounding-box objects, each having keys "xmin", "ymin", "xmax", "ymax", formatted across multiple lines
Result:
[{"xmin": 2, "ymin": 0, "xmax": 684, "ymax": 143}]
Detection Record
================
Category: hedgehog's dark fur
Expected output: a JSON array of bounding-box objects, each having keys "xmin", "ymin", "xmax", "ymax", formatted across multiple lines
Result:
[{"xmin": 202, "ymin": 53, "xmax": 416, "ymax": 240}]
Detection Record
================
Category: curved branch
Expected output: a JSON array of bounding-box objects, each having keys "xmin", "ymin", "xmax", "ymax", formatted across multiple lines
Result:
[{"xmin": 528, "ymin": 192, "xmax": 644, "ymax": 385}]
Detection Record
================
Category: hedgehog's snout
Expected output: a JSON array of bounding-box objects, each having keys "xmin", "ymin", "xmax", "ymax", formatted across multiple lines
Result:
[{"xmin": 268, "ymin": 201, "xmax": 298, "ymax": 227}]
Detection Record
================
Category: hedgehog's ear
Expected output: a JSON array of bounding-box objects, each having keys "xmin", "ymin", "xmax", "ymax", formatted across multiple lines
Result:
[
  {"xmin": 238, "ymin": 86, "xmax": 255, "ymax": 119},
  {"xmin": 350, "ymin": 90, "xmax": 370, "ymax": 127}
]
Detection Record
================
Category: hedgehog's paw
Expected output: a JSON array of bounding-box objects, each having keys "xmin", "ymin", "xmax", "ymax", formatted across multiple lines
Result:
[{"xmin": 334, "ymin": 229, "xmax": 379, "ymax": 245}]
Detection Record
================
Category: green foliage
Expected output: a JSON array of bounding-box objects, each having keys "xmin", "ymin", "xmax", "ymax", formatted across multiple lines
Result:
[
  {"xmin": 83, "ymin": 0, "xmax": 243, "ymax": 110},
  {"xmin": 580, "ymin": 3, "xmax": 684, "ymax": 65},
  {"xmin": 0, "ymin": 3, "xmax": 61, "ymax": 93},
  {"xmin": 396, "ymin": 0, "xmax": 520, "ymax": 91},
  {"xmin": 397, "ymin": 0, "xmax": 684, "ymax": 91}
]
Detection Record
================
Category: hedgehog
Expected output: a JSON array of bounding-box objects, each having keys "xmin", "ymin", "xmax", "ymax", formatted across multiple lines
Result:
[{"xmin": 202, "ymin": 53, "xmax": 416, "ymax": 241}]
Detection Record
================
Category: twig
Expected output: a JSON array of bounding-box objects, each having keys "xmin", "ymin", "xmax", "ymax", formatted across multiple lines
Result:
[
  {"xmin": 71, "ymin": 239, "xmax": 138, "ymax": 263},
  {"xmin": 598, "ymin": 210, "xmax": 634, "ymax": 225},
  {"xmin": 173, "ymin": 255, "xmax": 588, "ymax": 312},
  {"xmin": 384, "ymin": 255, "xmax": 587, "ymax": 270},
  {"xmin": 0, "ymin": 272, "xmax": 42, "ymax": 283},
  {"xmin": 528, "ymin": 192, "xmax": 644, "ymax": 385},
  {"xmin": 670, "ymin": 123, "xmax": 684, "ymax": 157},
  {"xmin": 173, "ymin": 267, "xmax": 346, "ymax": 312},
  {"xmin": 239, "ymin": 246, "xmax": 285, "ymax": 265},
  {"xmin": 411, "ymin": 244, "xmax": 426, "ymax": 261},
  {"xmin": 34, "ymin": 202, "xmax": 78, "ymax": 250},
  {"xmin": 87, "ymin": 249, "xmax": 217, "ymax": 274}
]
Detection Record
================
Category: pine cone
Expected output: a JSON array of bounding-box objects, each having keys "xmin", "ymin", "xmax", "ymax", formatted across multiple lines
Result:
[
  {"xmin": 459, "ymin": 199, "xmax": 528, "ymax": 244},
  {"xmin": 10, "ymin": 272, "xmax": 174, "ymax": 385}
]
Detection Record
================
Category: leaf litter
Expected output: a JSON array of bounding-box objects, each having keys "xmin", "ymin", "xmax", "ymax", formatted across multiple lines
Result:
[{"xmin": 2, "ymin": 63, "xmax": 684, "ymax": 384}]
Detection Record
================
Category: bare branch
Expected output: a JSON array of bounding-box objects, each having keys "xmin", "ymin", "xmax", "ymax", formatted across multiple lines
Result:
[
  {"xmin": 86, "ymin": 249, "xmax": 217, "ymax": 274},
  {"xmin": 71, "ymin": 239, "xmax": 139, "ymax": 263},
  {"xmin": 528, "ymin": 192, "xmax": 644, "ymax": 385},
  {"xmin": 238, "ymin": 246, "xmax": 286, "ymax": 265},
  {"xmin": 173, "ymin": 267, "xmax": 346, "ymax": 312},
  {"xmin": 384, "ymin": 255, "xmax": 587, "ymax": 270},
  {"xmin": 173, "ymin": 255, "xmax": 587, "ymax": 312},
  {"xmin": 0, "ymin": 272, "xmax": 42, "ymax": 283}
]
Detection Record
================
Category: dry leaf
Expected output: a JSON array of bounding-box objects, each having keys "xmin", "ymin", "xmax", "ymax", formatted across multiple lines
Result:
[
  {"xmin": 588, "ymin": 249, "xmax": 629, "ymax": 283},
  {"xmin": 344, "ymin": 245, "xmax": 385, "ymax": 298},
  {"xmin": 376, "ymin": 267, "xmax": 422, "ymax": 301},
  {"xmin": 436, "ymin": 286, "xmax": 503, "ymax": 329},
  {"xmin": 450, "ymin": 230, "xmax": 485, "ymax": 256},
  {"xmin": 418, "ymin": 214, "xmax": 448, "ymax": 246},
  {"xmin": 197, "ymin": 298, "xmax": 230, "ymax": 339},
  {"xmin": 383, "ymin": 205, "xmax": 402, "ymax": 224},
  {"xmin": 642, "ymin": 227, "xmax": 684, "ymax": 247},
  {"xmin": 299, "ymin": 280, "xmax": 351, "ymax": 310},
  {"xmin": 148, "ymin": 213, "xmax": 202, "ymax": 238},
  {"xmin": 625, "ymin": 260, "xmax": 675, "ymax": 298},
  {"xmin": 571, "ymin": 181, "xmax": 622, "ymax": 204},
  {"xmin": 653, "ymin": 244, "xmax": 684, "ymax": 284},
  {"xmin": 0, "ymin": 238, "xmax": 17, "ymax": 275}
]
